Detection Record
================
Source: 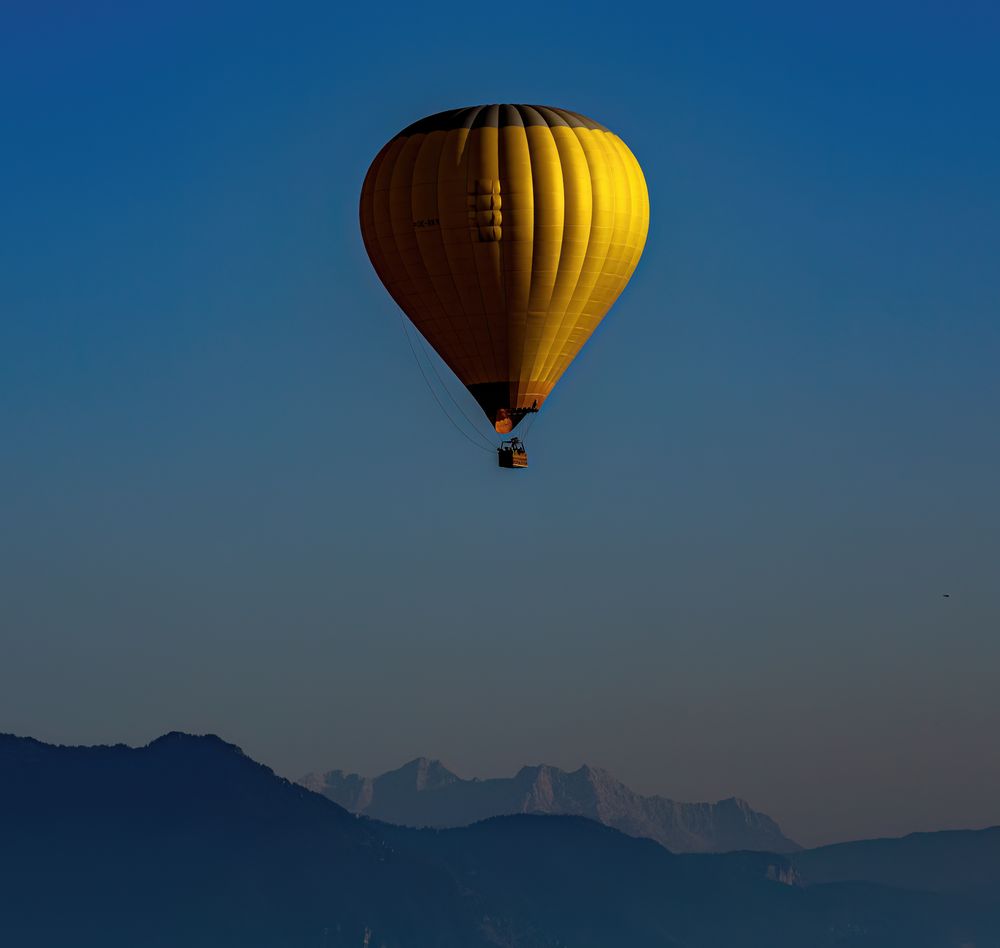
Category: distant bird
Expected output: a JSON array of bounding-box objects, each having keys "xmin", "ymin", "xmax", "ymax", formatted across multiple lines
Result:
[{"xmin": 942, "ymin": 593, "xmax": 950, "ymax": 598}]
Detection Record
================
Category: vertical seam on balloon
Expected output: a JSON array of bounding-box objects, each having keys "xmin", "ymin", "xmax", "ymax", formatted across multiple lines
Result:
[
  {"xmin": 597, "ymin": 133, "xmax": 636, "ymax": 331},
  {"xmin": 543, "ymin": 123, "xmax": 614, "ymax": 384},
  {"xmin": 368, "ymin": 140, "xmax": 434, "ymax": 334},
  {"xmin": 521, "ymin": 115, "xmax": 568, "ymax": 401},
  {"xmin": 540, "ymin": 128, "xmax": 618, "ymax": 388},
  {"xmin": 566, "ymin": 129, "xmax": 627, "ymax": 357},
  {"xmin": 507, "ymin": 105, "xmax": 535, "ymax": 409},
  {"xmin": 528, "ymin": 107, "xmax": 569, "ymax": 403},
  {"xmin": 410, "ymin": 132, "xmax": 465, "ymax": 373},
  {"xmin": 511, "ymin": 104, "xmax": 533, "ymax": 407},
  {"xmin": 435, "ymin": 127, "xmax": 468, "ymax": 386},
  {"xmin": 383, "ymin": 135, "xmax": 455, "ymax": 371},
  {"xmin": 456, "ymin": 107, "xmax": 495, "ymax": 384},
  {"xmin": 510, "ymin": 105, "xmax": 561, "ymax": 408},
  {"xmin": 361, "ymin": 145, "xmax": 395, "ymax": 296},
  {"xmin": 359, "ymin": 147, "xmax": 387, "ymax": 286},
  {"xmin": 466, "ymin": 106, "xmax": 494, "ymax": 382},
  {"xmin": 540, "ymin": 127, "xmax": 595, "ymax": 383},
  {"xmin": 496, "ymin": 115, "xmax": 510, "ymax": 389},
  {"xmin": 531, "ymin": 124, "xmax": 593, "ymax": 388},
  {"xmin": 608, "ymin": 139, "xmax": 647, "ymax": 316},
  {"xmin": 461, "ymin": 111, "xmax": 502, "ymax": 384},
  {"xmin": 412, "ymin": 129, "xmax": 490, "ymax": 386},
  {"xmin": 614, "ymin": 138, "xmax": 650, "ymax": 294}
]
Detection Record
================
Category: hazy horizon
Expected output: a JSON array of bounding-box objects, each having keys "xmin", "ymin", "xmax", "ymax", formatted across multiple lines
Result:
[
  {"xmin": 10, "ymin": 725, "xmax": 999, "ymax": 849},
  {"xmin": 2, "ymin": 2, "xmax": 998, "ymax": 852}
]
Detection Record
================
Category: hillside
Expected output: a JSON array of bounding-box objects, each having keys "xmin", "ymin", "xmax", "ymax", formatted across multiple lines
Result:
[
  {"xmin": 792, "ymin": 826, "xmax": 1000, "ymax": 898},
  {"xmin": 3, "ymin": 733, "xmax": 998, "ymax": 948}
]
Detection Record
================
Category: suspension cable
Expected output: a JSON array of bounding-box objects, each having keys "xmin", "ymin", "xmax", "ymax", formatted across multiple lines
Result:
[
  {"xmin": 518, "ymin": 408, "xmax": 538, "ymax": 445},
  {"xmin": 412, "ymin": 331, "xmax": 500, "ymax": 449},
  {"xmin": 397, "ymin": 313, "xmax": 496, "ymax": 454}
]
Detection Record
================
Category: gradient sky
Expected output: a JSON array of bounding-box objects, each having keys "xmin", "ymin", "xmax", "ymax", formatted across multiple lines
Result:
[{"xmin": 2, "ymin": 1, "xmax": 999, "ymax": 847}]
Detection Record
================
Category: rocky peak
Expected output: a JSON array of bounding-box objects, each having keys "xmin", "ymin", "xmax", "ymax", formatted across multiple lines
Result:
[
  {"xmin": 299, "ymin": 758, "xmax": 800, "ymax": 853},
  {"xmin": 389, "ymin": 757, "xmax": 458, "ymax": 792}
]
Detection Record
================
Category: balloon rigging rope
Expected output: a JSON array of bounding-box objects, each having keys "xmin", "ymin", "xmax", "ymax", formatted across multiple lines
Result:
[
  {"xmin": 397, "ymin": 312, "xmax": 497, "ymax": 454},
  {"xmin": 519, "ymin": 409, "xmax": 538, "ymax": 445},
  {"xmin": 413, "ymin": 329, "xmax": 500, "ymax": 449}
]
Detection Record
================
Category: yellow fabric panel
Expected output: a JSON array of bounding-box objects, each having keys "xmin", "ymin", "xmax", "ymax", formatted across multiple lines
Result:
[
  {"xmin": 367, "ymin": 138, "xmax": 419, "ymax": 320},
  {"xmin": 536, "ymin": 126, "xmax": 616, "ymax": 387},
  {"xmin": 434, "ymin": 126, "xmax": 489, "ymax": 382},
  {"xmin": 412, "ymin": 130, "xmax": 491, "ymax": 385},
  {"xmin": 411, "ymin": 131, "xmax": 472, "ymax": 376},
  {"xmin": 541, "ymin": 130, "xmax": 648, "ymax": 390},
  {"xmin": 358, "ymin": 106, "xmax": 649, "ymax": 429},
  {"xmin": 466, "ymin": 126, "xmax": 505, "ymax": 380},
  {"xmin": 371, "ymin": 137, "xmax": 449, "ymax": 355},
  {"xmin": 590, "ymin": 130, "xmax": 633, "ymax": 321},
  {"xmin": 388, "ymin": 137, "xmax": 443, "ymax": 335},
  {"xmin": 497, "ymin": 123, "xmax": 534, "ymax": 403},
  {"xmin": 527, "ymin": 125, "xmax": 593, "ymax": 391},
  {"xmin": 613, "ymin": 136, "xmax": 650, "ymax": 298},
  {"xmin": 515, "ymin": 124, "xmax": 564, "ymax": 406},
  {"xmin": 359, "ymin": 142, "xmax": 387, "ymax": 275},
  {"xmin": 391, "ymin": 134, "xmax": 483, "ymax": 385}
]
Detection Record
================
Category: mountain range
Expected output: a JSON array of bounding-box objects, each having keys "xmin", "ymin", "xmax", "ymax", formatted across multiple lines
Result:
[
  {"xmin": 790, "ymin": 824, "xmax": 1000, "ymax": 897},
  {"xmin": 4, "ymin": 732, "xmax": 1000, "ymax": 946},
  {"xmin": 299, "ymin": 756, "xmax": 800, "ymax": 853}
]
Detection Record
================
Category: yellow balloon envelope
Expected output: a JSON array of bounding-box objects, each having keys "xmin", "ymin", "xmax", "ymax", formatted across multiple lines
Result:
[{"xmin": 360, "ymin": 104, "xmax": 649, "ymax": 433}]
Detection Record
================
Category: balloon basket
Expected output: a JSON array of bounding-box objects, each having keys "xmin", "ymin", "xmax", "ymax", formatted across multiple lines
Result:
[{"xmin": 497, "ymin": 438, "xmax": 528, "ymax": 469}]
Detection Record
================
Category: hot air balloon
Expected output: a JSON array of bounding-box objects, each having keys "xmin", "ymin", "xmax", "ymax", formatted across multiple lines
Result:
[{"xmin": 359, "ymin": 104, "xmax": 649, "ymax": 467}]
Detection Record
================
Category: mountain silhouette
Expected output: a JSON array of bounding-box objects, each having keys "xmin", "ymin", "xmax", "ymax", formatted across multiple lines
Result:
[
  {"xmin": 792, "ymin": 826, "xmax": 1000, "ymax": 898},
  {"xmin": 300, "ymin": 757, "xmax": 800, "ymax": 853},
  {"xmin": 3, "ymin": 732, "xmax": 999, "ymax": 947}
]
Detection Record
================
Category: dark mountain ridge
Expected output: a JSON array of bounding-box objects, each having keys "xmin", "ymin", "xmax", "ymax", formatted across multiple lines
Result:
[
  {"xmin": 300, "ymin": 756, "xmax": 799, "ymax": 853},
  {"xmin": 3, "ymin": 732, "xmax": 998, "ymax": 948},
  {"xmin": 792, "ymin": 825, "xmax": 1000, "ymax": 898}
]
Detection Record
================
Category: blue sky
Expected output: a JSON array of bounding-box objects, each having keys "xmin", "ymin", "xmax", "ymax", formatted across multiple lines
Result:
[{"xmin": 1, "ymin": 1, "xmax": 998, "ymax": 845}]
